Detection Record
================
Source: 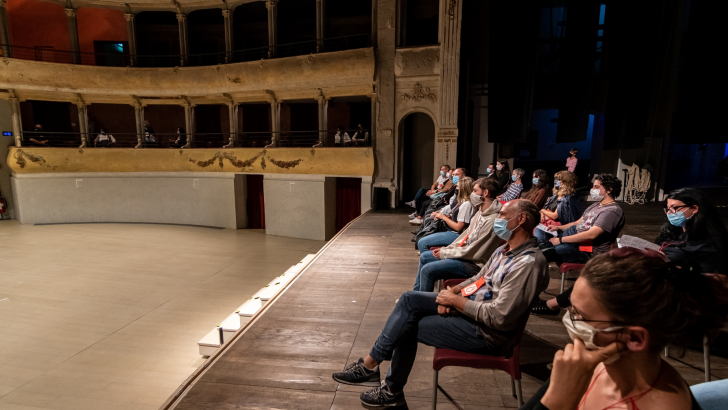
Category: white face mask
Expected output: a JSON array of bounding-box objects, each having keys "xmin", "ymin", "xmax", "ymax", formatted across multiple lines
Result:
[
  {"xmin": 469, "ymin": 192, "xmax": 484, "ymax": 207},
  {"xmin": 496, "ymin": 164, "xmax": 503, "ymax": 171},
  {"xmin": 590, "ymin": 188, "xmax": 604, "ymax": 201},
  {"xmin": 562, "ymin": 311, "xmax": 624, "ymax": 364}
]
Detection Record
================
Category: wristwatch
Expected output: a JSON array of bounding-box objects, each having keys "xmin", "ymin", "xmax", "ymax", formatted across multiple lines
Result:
[{"xmin": 558, "ymin": 237, "xmax": 563, "ymax": 245}]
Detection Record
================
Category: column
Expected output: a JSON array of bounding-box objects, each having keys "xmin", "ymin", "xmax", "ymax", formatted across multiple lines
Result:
[
  {"xmin": 124, "ymin": 13, "xmax": 138, "ymax": 66},
  {"xmin": 75, "ymin": 101, "xmax": 89, "ymax": 148},
  {"xmin": 0, "ymin": 0, "xmax": 12, "ymax": 58},
  {"xmin": 266, "ymin": 0, "xmax": 278, "ymax": 58},
  {"xmin": 316, "ymin": 95, "xmax": 326, "ymax": 145},
  {"xmin": 8, "ymin": 95, "xmax": 22, "ymax": 147},
  {"xmin": 266, "ymin": 95, "xmax": 279, "ymax": 147},
  {"xmin": 183, "ymin": 101, "xmax": 195, "ymax": 148},
  {"xmin": 224, "ymin": 101, "xmax": 238, "ymax": 147},
  {"xmin": 436, "ymin": 0, "xmax": 462, "ymax": 165},
  {"xmin": 222, "ymin": 9, "xmax": 233, "ymax": 63},
  {"xmin": 316, "ymin": 0, "xmax": 324, "ymax": 52},
  {"xmin": 176, "ymin": 13, "xmax": 189, "ymax": 66},
  {"xmin": 133, "ymin": 101, "xmax": 144, "ymax": 148},
  {"xmin": 65, "ymin": 8, "xmax": 81, "ymax": 64}
]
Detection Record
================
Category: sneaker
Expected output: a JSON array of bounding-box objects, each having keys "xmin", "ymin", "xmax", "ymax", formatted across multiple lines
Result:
[
  {"xmin": 531, "ymin": 299, "xmax": 560, "ymax": 316},
  {"xmin": 409, "ymin": 218, "xmax": 422, "ymax": 225},
  {"xmin": 405, "ymin": 201, "xmax": 416, "ymax": 208},
  {"xmin": 361, "ymin": 381, "xmax": 406, "ymax": 407},
  {"xmin": 408, "ymin": 212, "xmax": 417, "ymax": 219},
  {"xmin": 332, "ymin": 358, "xmax": 381, "ymax": 387}
]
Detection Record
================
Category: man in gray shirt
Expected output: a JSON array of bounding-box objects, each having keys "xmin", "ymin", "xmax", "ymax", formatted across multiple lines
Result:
[{"xmin": 332, "ymin": 200, "xmax": 549, "ymax": 407}]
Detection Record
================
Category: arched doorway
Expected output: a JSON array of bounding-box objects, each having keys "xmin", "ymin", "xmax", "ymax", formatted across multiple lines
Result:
[{"xmin": 400, "ymin": 112, "xmax": 435, "ymax": 203}]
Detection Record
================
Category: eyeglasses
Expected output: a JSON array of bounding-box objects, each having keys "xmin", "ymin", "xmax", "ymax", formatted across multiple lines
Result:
[
  {"xmin": 567, "ymin": 305, "xmax": 626, "ymax": 327},
  {"xmin": 664, "ymin": 205, "xmax": 689, "ymax": 214}
]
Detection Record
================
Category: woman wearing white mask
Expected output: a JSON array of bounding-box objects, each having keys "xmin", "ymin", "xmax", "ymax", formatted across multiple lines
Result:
[
  {"xmin": 415, "ymin": 176, "xmax": 476, "ymax": 253},
  {"xmin": 521, "ymin": 248, "xmax": 727, "ymax": 410},
  {"xmin": 545, "ymin": 174, "xmax": 624, "ymax": 264},
  {"xmin": 494, "ymin": 158, "xmax": 511, "ymax": 195}
]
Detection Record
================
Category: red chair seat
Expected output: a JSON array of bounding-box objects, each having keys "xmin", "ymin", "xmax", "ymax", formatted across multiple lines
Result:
[
  {"xmin": 433, "ymin": 345, "xmax": 521, "ymax": 380},
  {"xmin": 560, "ymin": 263, "xmax": 585, "ymax": 274}
]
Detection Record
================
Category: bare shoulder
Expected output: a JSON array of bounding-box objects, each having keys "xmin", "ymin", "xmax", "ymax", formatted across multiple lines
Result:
[{"xmin": 642, "ymin": 361, "xmax": 692, "ymax": 410}]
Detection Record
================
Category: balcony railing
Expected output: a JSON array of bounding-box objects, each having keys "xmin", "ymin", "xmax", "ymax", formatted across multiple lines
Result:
[
  {"xmin": 19, "ymin": 129, "xmax": 370, "ymax": 149},
  {"xmin": 0, "ymin": 34, "xmax": 371, "ymax": 68}
]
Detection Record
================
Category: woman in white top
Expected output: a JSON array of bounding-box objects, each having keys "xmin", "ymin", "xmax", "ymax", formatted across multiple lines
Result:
[{"xmin": 416, "ymin": 176, "xmax": 476, "ymax": 254}]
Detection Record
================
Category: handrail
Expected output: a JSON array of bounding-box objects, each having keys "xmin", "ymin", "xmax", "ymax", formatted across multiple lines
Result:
[{"xmin": 0, "ymin": 33, "xmax": 371, "ymax": 68}]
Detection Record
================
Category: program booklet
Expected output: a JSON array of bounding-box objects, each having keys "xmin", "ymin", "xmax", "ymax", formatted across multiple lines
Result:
[{"xmin": 617, "ymin": 235, "xmax": 661, "ymax": 252}]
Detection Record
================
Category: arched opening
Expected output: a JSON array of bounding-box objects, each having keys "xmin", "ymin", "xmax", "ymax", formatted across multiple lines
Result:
[
  {"xmin": 136, "ymin": 11, "xmax": 180, "ymax": 67},
  {"xmin": 233, "ymin": 2, "xmax": 268, "ymax": 61},
  {"xmin": 188, "ymin": 8, "xmax": 225, "ymax": 66},
  {"xmin": 400, "ymin": 112, "xmax": 435, "ymax": 202},
  {"xmin": 398, "ymin": 0, "xmax": 439, "ymax": 47}
]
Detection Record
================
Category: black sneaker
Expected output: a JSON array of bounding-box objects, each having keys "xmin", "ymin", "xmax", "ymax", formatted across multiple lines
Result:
[
  {"xmin": 360, "ymin": 381, "xmax": 406, "ymax": 407},
  {"xmin": 531, "ymin": 299, "xmax": 560, "ymax": 316},
  {"xmin": 332, "ymin": 358, "xmax": 380, "ymax": 386}
]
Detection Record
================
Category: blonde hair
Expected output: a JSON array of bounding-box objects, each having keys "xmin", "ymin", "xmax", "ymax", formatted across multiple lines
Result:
[
  {"xmin": 554, "ymin": 171, "xmax": 578, "ymax": 197},
  {"xmin": 456, "ymin": 177, "xmax": 475, "ymax": 205}
]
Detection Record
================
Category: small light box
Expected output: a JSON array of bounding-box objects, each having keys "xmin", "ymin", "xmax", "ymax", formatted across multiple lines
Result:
[{"xmin": 2, "ymin": 131, "xmax": 12, "ymax": 136}]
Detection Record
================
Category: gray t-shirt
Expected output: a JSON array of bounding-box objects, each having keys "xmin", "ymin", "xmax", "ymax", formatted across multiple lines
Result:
[{"xmin": 575, "ymin": 202, "xmax": 625, "ymax": 255}]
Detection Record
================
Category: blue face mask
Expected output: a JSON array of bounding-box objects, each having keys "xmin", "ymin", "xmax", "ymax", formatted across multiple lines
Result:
[
  {"xmin": 532, "ymin": 178, "xmax": 539, "ymax": 185},
  {"xmin": 440, "ymin": 171, "xmax": 445, "ymax": 176},
  {"xmin": 511, "ymin": 175, "xmax": 518, "ymax": 182},
  {"xmin": 451, "ymin": 176, "xmax": 460, "ymax": 185},
  {"xmin": 555, "ymin": 180, "xmax": 562, "ymax": 188},
  {"xmin": 667, "ymin": 211, "xmax": 690, "ymax": 227},
  {"xmin": 493, "ymin": 214, "xmax": 522, "ymax": 241}
]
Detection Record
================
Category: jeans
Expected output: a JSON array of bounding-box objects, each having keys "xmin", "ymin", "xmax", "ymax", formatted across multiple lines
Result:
[
  {"xmin": 413, "ymin": 188, "xmax": 429, "ymax": 210},
  {"xmin": 369, "ymin": 291, "xmax": 496, "ymax": 392},
  {"xmin": 554, "ymin": 243, "xmax": 589, "ymax": 264},
  {"xmin": 534, "ymin": 228, "xmax": 556, "ymax": 244},
  {"xmin": 414, "ymin": 251, "xmax": 481, "ymax": 292},
  {"xmin": 417, "ymin": 231, "xmax": 460, "ymax": 254}
]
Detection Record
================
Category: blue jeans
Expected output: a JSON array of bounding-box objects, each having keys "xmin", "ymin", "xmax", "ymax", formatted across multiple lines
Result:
[
  {"xmin": 692, "ymin": 379, "xmax": 728, "ymax": 410},
  {"xmin": 369, "ymin": 291, "xmax": 496, "ymax": 393},
  {"xmin": 534, "ymin": 228, "xmax": 556, "ymax": 244},
  {"xmin": 414, "ymin": 251, "xmax": 481, "ymax": 292},
  {"xmin": 417, "ymin": 231, "xmax": 460, "ymax": 254},
  {"xmin": 554, "ymin": 242, "xmax": 589, "ymax": 264}
]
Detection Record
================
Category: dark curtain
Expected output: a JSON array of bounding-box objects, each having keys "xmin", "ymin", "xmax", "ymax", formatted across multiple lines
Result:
[
  {"xmin": 336, "ymin": 178, "xmax": 362, "ymax": 232},
  {"xmin": 246, "ymin": 175, "xmax": 266, "ymax": 229},
  {"xmin": 555, "ymin": 0, "xmax": 601, "ymax": 143},
  {"xmin": 488, "ymin": 0, "xmax": 540, "ymax": 143}
]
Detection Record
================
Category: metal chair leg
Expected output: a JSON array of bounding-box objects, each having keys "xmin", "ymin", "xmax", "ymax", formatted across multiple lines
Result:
[
  {"xmin": 704, "ymin": 335, "xmax": 711, "ymax": 383},
  {"xmin": 664, "ymin": 345, "xmax": 669, "ymax": 357},
  {"xmin": 515, "ymin": 379, "xmax": 523, "ymax": 407},
  {"xmin": 560, "ymin": 272, "xmax": 565, "ymax": 293},
  {"xmin": 432, "ymin": 370, "xmax": 439, "ymax": 410},
  {"xmin": 510, "ymin": 377, "xmax": 515, "ymax": 397}
]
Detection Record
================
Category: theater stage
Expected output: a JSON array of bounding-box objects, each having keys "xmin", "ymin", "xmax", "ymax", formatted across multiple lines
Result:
[{"xmin": 169, "ymin": 207, "xmax": 727, "ymax": 410}]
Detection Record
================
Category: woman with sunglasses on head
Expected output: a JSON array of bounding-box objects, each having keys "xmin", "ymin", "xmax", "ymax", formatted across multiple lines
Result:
[
  {"xmin": 656, "ymin": 187, "xmax": 728, "ymax": 281},
  {"xmin": 521, "ymin": 248, "xmax": 728, "ymax": 410}
]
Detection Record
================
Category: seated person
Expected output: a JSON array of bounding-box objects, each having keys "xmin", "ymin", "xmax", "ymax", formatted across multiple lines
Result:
[
  {"xmin": 94, "ymin": 128, "xmax": 116, "ymax": 147},
  {"xmin": 534, "ymin": 170, "xmax": 581, "ymax": 243},
  {"xmin": 522, "ymin": 248, "xmax": 727, "ymax": 410},
  {"xmin": 484, "ymin": 163, "xmax": 495, "ymax": 178},
  {"xmin": 498, "ymin": 168, "xmax": 525, "ymax": 202},
  {"xmin": 408, "ymin": 167, "xmax": 462, "ymax": 223},
  {"xmin": 656, "ymin": 187, "xmax": 728, "ymax": 279},
  {"xmin": 522, "ymin": 169, "xmax": 551, "ymax": 209},
  {"xmin": 413, "ymin": 178, "xmax": 503, "ymax": 292},
  {"xmin": 332, "ymin": 199, "xmax": 549, "ymax": 407},
  {"xmin": 406, "ymin": 164, "xmax": 453, "ymax": 222},
  {"xmin": 170, "ymin": 127, "xmax": 187, "ymax": 148},
  {"xmin": 143, "ymin": 121, "xmax": 156, "ymax": 147},
  {"xmin": 334, "ymin": 127, "xmax": 351, "ymax": 146},
  {"xmin": 352, "ymin": 124, "xmax": 366, "ymax": 146},
  {"xmin": 494, "ymin": 159, "xmax": 511, "ymax": 195},
  {"xmin": 415, "ymin": 176, "xmax": 476, "ymax": 253},
  {"xmin": 26, "ymin": 124, "xmax": 48, "ymax": 146}
]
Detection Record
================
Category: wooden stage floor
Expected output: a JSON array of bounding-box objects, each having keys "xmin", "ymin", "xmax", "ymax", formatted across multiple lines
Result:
[{"xmin": 171, "ymin": 208, "xmax": 727, "ymax": 410}]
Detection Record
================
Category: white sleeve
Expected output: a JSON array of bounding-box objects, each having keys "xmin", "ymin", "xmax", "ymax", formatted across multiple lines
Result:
[{"xmin": 457, "ymin": 202, "xmax": 475, "ymax": 223}]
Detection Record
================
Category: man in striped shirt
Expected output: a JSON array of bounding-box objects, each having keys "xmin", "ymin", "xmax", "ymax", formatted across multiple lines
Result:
[
  {"xmin": 499, "ymin": 168, "xmax": 525, "ymax": 202},
  {"xmin": 332, "ymin": 200, "xmax": 549, "ymax": 407}
]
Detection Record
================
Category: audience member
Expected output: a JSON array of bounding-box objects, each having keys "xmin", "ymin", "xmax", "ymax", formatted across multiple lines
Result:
[
  {"xmin": 566, "ymin": 148, "xmax": 578, "ymax": 172},
  {"xmin": 94, "ymin": 128, "xmax": 116, "ymax": 147},
  {"xmin": 494, "ymin": 159, "xmax": 511, "ymax": 194},
  {"xmin": 485, "ymin": 163, "xmax": 495, "ymax": 178},
  {"xmin": 334, "ymin": 127, "xmax": 351, "ymax": 147},
  {"xmin": 522, "ymin": 169, "xmax": 551, "ymax": 209},
  {"xmin": 144, "ymin": 121, "xmax": 156, "ymax": 146},
  {"xmin": 26, "ymin": 124, "xmax": 48, "ymax": 146},
  {"xmin": 532, "ymin": 174, "xmax": 624, "ymax": 315},
  {"xmin": 415, "ymin": 176, "xmax": 476, "ymax": 254},
  {"xmin": 409, "ymin": 168, "xmax": 464, "ymax": 226},
  {"xmin": 406, "ymin": 164, "xmax": 452, "ymax": 216},
  {"xmin": 498, "ymin": 168, "xmax": 525, "ymax": 202},
  {"xmin": 521, "ymin": 248, "xmax": 728, "ymax": 410},
  {"xmin": 170, "ymin": 127, "xmax": 187, "ymax": 148},
  {"xmin": 352, "ymin": 124, "xmax": 366, "ymax": 146},
  {"xmin": 534, "ymin": 171, "xmax": 581, "ymax": 243},
  {"xmin": 412, "ymin": 178, "xmax": 503, "ymax": 292},
  {"xmin": 332, "ymin": 199, "xmax": 548, "ymax": 407},
  {"xmin": 656, "ymin": 187, "xmax": 728, "ymax": 278}
]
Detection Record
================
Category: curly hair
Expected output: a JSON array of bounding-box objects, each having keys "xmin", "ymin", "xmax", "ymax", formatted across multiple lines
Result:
[
  {"xmin": 581, "ymin": 248, "xmax": 728, "ymax": 353},
  {"xmin": 553, "ymin": 170, "xmax": 578, "ymax": 196},
  {"xmin": 594, "ymin": 173, "xmax": 622, "ymax": 199}
]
